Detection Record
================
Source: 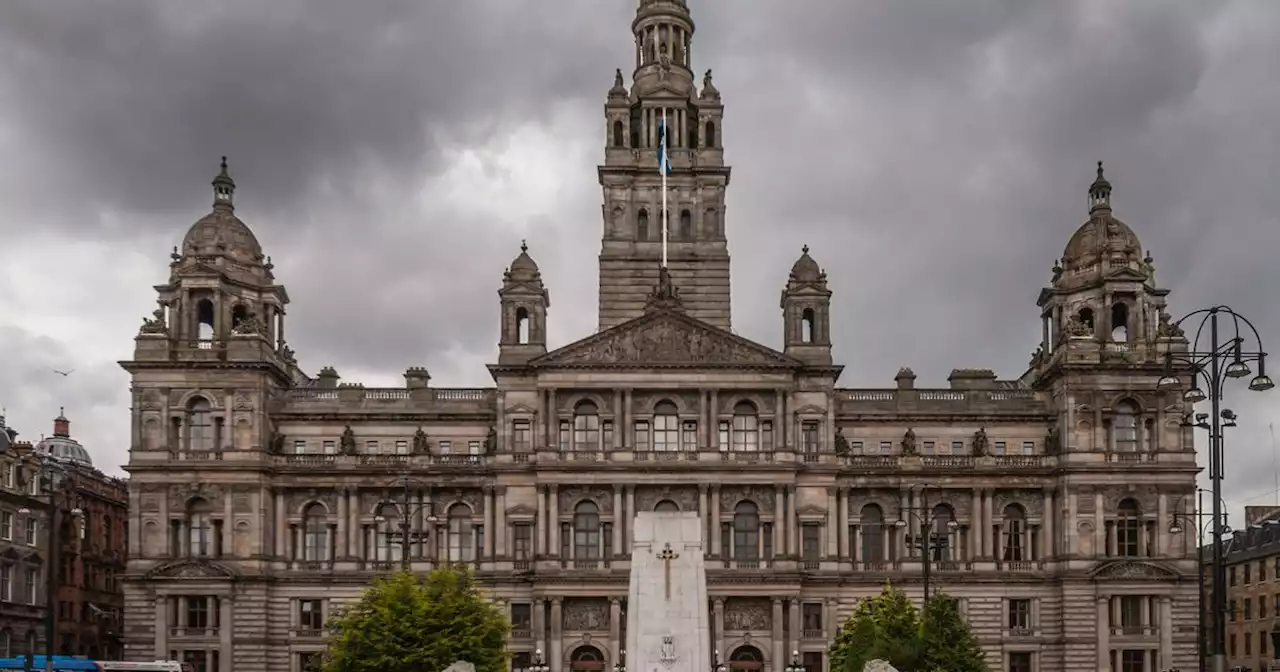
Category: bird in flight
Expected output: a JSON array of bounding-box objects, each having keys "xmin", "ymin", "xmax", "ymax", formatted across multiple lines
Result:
[{"xmin": 52, "ymin": 368, "xmax": 75, "ymax": 377}]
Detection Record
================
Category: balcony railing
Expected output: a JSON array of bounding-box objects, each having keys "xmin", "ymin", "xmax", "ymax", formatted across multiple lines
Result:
[
  {"xmin": 169, "ymin": 627, "xmax": 218, "ymax": 638},
  {"xmin": 1111, "ymin": 625, "xmax": 1157, "ymax": 636},
  {"xmin": 1006, "ymin": 627, "xmax": 1037, "ymax": 637},
  {"xmin": 802, "ymin": 629, "xmax": 824, "ymax": 640},
  {"xmin": 290, "ymin": 628, "xmax": 325, "ymax": 639}
]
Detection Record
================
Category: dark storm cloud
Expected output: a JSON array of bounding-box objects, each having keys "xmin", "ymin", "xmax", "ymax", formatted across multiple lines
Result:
[{"xmin": 3, "ymin": 0, "xmax": 1280, "ymax": 501}]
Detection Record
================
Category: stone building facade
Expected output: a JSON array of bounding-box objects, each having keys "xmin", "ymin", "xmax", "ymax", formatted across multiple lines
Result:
[
  {"xmin": 1220, "ymin": 506, "xmax": 1280, "ymax": 672},
  {"xmin": 0, "ymin": 415, "xmax": 49, "ymax": 659},
  {"xmin": 119, "ymin": 2, "xmax": 1201, "ymax": 672}
]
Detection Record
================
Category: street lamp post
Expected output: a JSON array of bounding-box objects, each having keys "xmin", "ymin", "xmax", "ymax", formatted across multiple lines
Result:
[
  {"xmin": 783, "ymin": 650, "xmax": 805, "ymax": 672},
  {"xmin": 711, "ymin": 649, "xmax": 728, "ymax": 672},
  {"xmin": 530, "ymin": 649, "xmax": 550, "ymax": 672},
  {"xmin": 17, "ymin": 456, "xmax": 84, "ymax": 672},
  {"xmin": 1169, "ymin": 489, "xmax": 1232, "ymax": 672},
  {"xmin": 896, "ymin": 484, "xmax": 958, "ymax": 605},
  {"xmin": 372, "ymin": 472, "xmax": 439, "ymax": 572},
  {"xmin": 612, "ymin": 649, "xmax": 626, "ymax": 672},
  {"xmin": 1157, "ymin": 306, "xmax": 1273, "ymax": 672}
]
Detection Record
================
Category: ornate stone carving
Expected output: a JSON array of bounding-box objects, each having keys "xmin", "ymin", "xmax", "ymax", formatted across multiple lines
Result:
[
  {"xmin": 994, "ymin": 490, "xmax": 1043, "ymax": 517},
  {"xmin": 658, "ymin": 635, "xmax": 677, "ymax": 668},
  {"xmin": 171, "ymin": 483, "xmax": 223, "ymax": 510},
  {"xmin": 559, "ymin": 486, "xmax": 614, "ymax": 513},
  {"xmin": 139, "ymin": 306, "xmax": 168, "ymax": 335},
  {"xmin": 339, "ymin": 425, "xmax": 356, "ymax": 455},
  {"xmin": 233, "ymin": 392, "xmax": 254, "ymax": 411},
  {"xmin": 834, "ymin": 427, "xmax": 850, "ymax": 455},
  {"xmin": 720, "ymin": 485, "xmax": 776, "ymax": 512},
  {"xmin": 1157, "ymin": 312, "xmax": 1184, "ymax": 338},
  {"xmin": 484, "ymin": 427, "xmax": 497, "ymax": 455},
  {"xmin": 144, "ymin": 560, "xmax": 235, "ymax": 580},
  {"xmin": 1093, "ymin": 560, "xmax": 1176, "ymax": 580},
  {"xmin": 562, "ymin": 598, "xmax": 609, "ymax": 630},
  {"xmin": 900, "ymin": 428, "xmax": 917, "ymax": 456},
  {"xmin": 140, "ymin": 495, "xmax": 160, "ymax": 512},
  {"xmin": 436, "ymin": 489, "xmax": 485, "ymax": 515},
  {"xmin": 140, "ymin": 389, "xmax": 163, "ymax": 411},
  {"xmin": 1045, "ymin": 423, "xmax": 1061, "ymax": 455},
  {"xmin": 535, "ymin": 313, "xmax": 793, "ymax": 366},
  {"xmin": 232, "ymin": 314, "xmax": 265, "ymax": 336},
  {"xmin": 1066, "ymin": 313, "xmax": 1093, "ymax": 338},
  {"xmin": 971, "ymin": 428, "xmax": 990, "ymax": 457},
  {"xmin": 267, "ymin": 430, "xmax": 285, "ymax": 455},
  {"xmin": 636, "ymin": 485, "xmax": 699, "ymax": 513},
  {"xmin": 232, "ymin": 493, "xmax": 253, "ymax": 513},
  {"xmin": 289, "ymin": 488, "xmax": 339, "ymax": 514},
  {"xmin": 723, "ymin": 598, "xmax": 771, "ymax": 630}
]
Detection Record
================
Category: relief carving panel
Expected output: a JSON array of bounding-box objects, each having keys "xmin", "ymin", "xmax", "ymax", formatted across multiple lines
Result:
[
  {"xmin": 562, "ymin": 598, "xmax": 610, "ymax": 630},
  {"xmin": 993, "ymin": 489, "xmax": 1043, "ymax": 517},
  {"xmin": 288, "ymin": 488, "xmax": 339, "ymax": 514},
  {"xmin": 558, "ymin": 486, "xmax": 614, "ymax": 513},
  {"xmin": 720, "ymin": 485, "xmax": 775, "ymax": 512},
  {"xmin": 723, "ymin": 598, "xmax": 771, "ymax": 631},
  {"xmin": 434, "ymin": 488, "xmax": 485, "ymax": 516},
  {"xmin": 543, "ymin": 315, "xmax": 788, "ymax": 366},
  {"xmin": 170, "ymin": 484, "xmax": 224, "ymax": 511},
  {"xmin": 846, "ymin": 489, "xmax": 900, "ymax": 518},
  {"xmin": 635, "ymin": 486, "xmax": 699, "ymax": 513}
]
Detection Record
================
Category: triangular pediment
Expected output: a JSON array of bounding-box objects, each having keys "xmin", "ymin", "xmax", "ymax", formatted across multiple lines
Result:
[
  {"xmin": 531, "ymin": 310, "xmax": 801, "ymax": 369},
  {"xmin": 504, "ymin": 403, "xmax": 538, "ymax": 414}
]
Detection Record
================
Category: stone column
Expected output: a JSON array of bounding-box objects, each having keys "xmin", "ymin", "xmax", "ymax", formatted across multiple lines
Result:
[
  {"xmin": 337, "ymin": 488, "xmax": 348, "ymax": 560},
  {"xmin": 623, "ymin": 390, "xmax": 632, "ymax": 448},
  {"xmin": 789, "ymin": 487, "xmax": 801, "ymax": 557},
  {"xmin": 550, "ymin": 598, "xmax": 564, "ymax": 672},
  {"xmin": 495, "ymin": 488, "xmax": 507, "ymax": 558},
  {"xmin": 533, "ymin": 598, "xmax": 547, "ymax": 651},
  {"xmin": 614, "ymin": 389, "xmax": 625, "ymax": 450},
  {"xmin": 713, "ymin": 598, "xmax": 725, "ymax": 657},
  {"xmin": 1159, "ymin": 596, "xmax": 1173, "ymax": 668},
  {"xmin": 154, "ymin": 596, "xmax": 168, "ymax": 658},
  {"xmin": 219, "ymin": 595, "xmax": 234, "ymax": 672},
  {"xmin": 609, "ymin": 598, "xmax": 622, "ymax": 669},
  {"xmin": 1042, "ymin": 488, "xmax": 1055, "ymax": 560},
  {"xmin": 771, "ymin": 598, "xmax": 784, "ymax": 670},
  {"xmin": 348, "ymin": 488, "xmax": 360, "ymax": 558},
  {"xmin": 773, "ymin": 486, "xmax": 785, "ymax": 558},
  {"xmin": 970, "ymin": 489, "xmax": 982, "ymax": 559},
  {"xmin": 709, "ymin": 390, "xmax": 719, "ymax": 450},
  {"xmin": 537, "ymin": 486, "xmax": 548, "ymax": 556},
  {"xmin": 699, "ymin": 389, "xmax": 709, "ymax": 447},
  {"xmin": 626, "ymin": 486, "xmax": 637, "ymax": 549},
  {"xmin": 826, "ymin": 488, "xmax": 839, "ymax": 558},
  {"xmin": 983, "ymin": 490, "xmax": 995, "ymax": 558},
  {"xmin": 538, "ymin": 388, "xmax": 548, "ymax": 450},
  {"xmin": 613, "ymin": 486, "xmax": 625, "ymax": 557},
  {"xmin": 1096, "ymin": 597, "xmax": 1110, "ymax": 672},
  {"xmin": 789, "ymin": 599, "xmax": 801, "ymax": 654},
  {"xmin": 484, "ymin": 487, "xmax": 496, "ymax": 559},
  {"xmin": 549, "ymin": 485, "xmax": 561, "ymax": 558},
  {"xmin": 710, "ymin": 487, "xmax": 722, "ymax": 557},
  {"xmin": 1156, "ymin": 493, "xmax": 1168, "ymax": 556},
  {"xmin": 699, "ymin": 486, "xmax": 710, "ymax": 542}
]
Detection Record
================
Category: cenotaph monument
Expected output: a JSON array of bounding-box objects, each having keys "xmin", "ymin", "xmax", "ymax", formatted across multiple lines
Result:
[{"xmin": 626, "ymin": 511, "xmax": 712, "ymax": 672}]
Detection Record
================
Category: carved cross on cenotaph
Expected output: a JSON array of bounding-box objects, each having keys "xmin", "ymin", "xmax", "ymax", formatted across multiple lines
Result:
[{"xmin": 657, "ymin": 542, "xmax": 680, "ymax": 600}]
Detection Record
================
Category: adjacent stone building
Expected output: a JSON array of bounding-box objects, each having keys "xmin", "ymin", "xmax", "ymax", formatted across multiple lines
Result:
[
  {"xmin": 119, "ymin": 2, "xmax": 1201, "ymax": 672},
  {"xmin": 1221, "ymin": 506, "xmax": 1280, "ymax": 672},
  {"xmin": 0, "ymin": 414, "xmax": 47, "ymax": 658}
]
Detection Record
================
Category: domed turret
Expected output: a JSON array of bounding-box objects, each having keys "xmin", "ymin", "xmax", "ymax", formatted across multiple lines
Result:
[
  {"xmin": 497, "ymin": 240, "xmax": 550, "ymax": 364},
  {"xmin": 1056, "ymin": 162, "xmax": 1149, "ymax": 287},
  {"xmin": 506, "ymin": 240, "xmax": 542, "ymax": 281},
  {"xmin": 787, "ymin": 245, "xmax": 824, "ymax": 284},
  {"xmin": 179, "ymin": 157, "xmax": 265, "ymax": 266},
  {"xmin": 34, "ymin": 408, "xmax": 93, "ymax": 466},
  {"xmin": 780, "ymin": 245, "xmax": 833, "ymax": 365}
]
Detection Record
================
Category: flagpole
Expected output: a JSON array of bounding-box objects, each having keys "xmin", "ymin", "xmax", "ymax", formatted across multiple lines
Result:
[{"xmin": 661, "ymin": 108, "xmax": 668, "ymax": 269}]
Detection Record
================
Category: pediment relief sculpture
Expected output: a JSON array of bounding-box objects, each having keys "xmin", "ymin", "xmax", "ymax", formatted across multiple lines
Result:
[
  {"xmin": 532, "ymin": 313, "xmax": 797, "ymax": 367},
  {"xmin": 1090, "ymin": 560, "xmax": 1177, "ymax": 581},
  {"xmin": 145, "ymin": 559, "xmax": 236, "ymax": 580}
]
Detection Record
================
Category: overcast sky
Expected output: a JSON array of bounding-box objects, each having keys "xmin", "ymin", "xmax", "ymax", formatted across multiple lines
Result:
[{"xmin": 1, "ymin": 0, "xmax": 1278, "ymax": 523}]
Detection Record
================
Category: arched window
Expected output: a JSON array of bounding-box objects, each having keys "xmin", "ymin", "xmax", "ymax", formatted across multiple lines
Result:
[
  {"xmin": 573, "ymin": 400, "xmax": 600, "ymax": 452},
  {"xmin": 637, "ymin": 209, "xmax": 650, "ymax": 241},
  {"xmin": 448, "ymin": 504, "xmax": 474, "ymax": 562},
  {"xmin": 374, "ymin": 503, "xmax": 402, "ymax": 562},
  {"xmin": 303, "ymin": 503, "xmax": 329, "ymax": 562},
  {"xmin": 679, "ymin": 209, "xmax": 692, "ymax": 240},
  {"xmin": 860, "ymin": 504, "xmax": 884, "ymax": 563},
  {"xmin": 515, "ymin": 306, "xmax": 530, "ymax": 344},
  {"xmin": 930, "ymin": 504, "xmax": 956, "ymax": 561},
  {"xmin": 196, "ymin": 298, "xmax": 215, "ymax": 340},
  {"xmin": 653, "ymin": 400, "xmax": 679, "ymax": 452},
  {"xmin": 571, "ymin": 646, "xmax": 605, "ymax": 671},
  {"xmin": 730, "ymin": 401, "xmax": 759, "ymax": 452},
  {"xmin": 574, "ymin": 501, "xmax": 600, "ymax": 560},
  {"xmin": 1001, "ymin": 504, "xmax": 1025, "ymax": 562},
  {"xmin": 1111, "ymin": 303, "xmax": 1129, "ymax": 341},
  {"xmin": 1117, "ymin": 498, "xmax": 1141, "ymax": 557},
  {"xmin": 733, "ymin": 501, "xmax": 760, "ymax": 561},
  {"xmin": 186, "ymin": 498, "xmax": 213, "ymax": 557},
  {"xmin": 654, "ymin": 500, "xmax": 680, "ymax": 512},
  {"xmin": 1113, "ymin": 401, "xmax": 1138, "ymax": 452},
  {"xmin": 612, "ymin": 120, "xmax": 625, "ymax": 148},
  {"xmin": 801, "ymin": 308, "xmax": 816, "ymax": 344},
  {"xmin": 231, "ymin": 304, "xmax": 248, "ymax": 330},
  {"xmin": 705, "ymin": 121, "xmax": 716, "ymax": 148},
  {"xmin": 187, "ymin": 398, "xmax": 215, "ymax": 452}
]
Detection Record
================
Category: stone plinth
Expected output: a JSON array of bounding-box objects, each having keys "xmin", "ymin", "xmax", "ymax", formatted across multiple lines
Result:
[{"xmin": 626, "ymin": 511, "xmax": 711, "ymax": 672}]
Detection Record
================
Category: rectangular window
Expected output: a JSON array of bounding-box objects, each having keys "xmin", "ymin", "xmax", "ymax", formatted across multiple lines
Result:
[
  {"xmin": 1246, "ymin": 563, "xmax": 1253, "ymax": 584},
  {"xmin": 653, "ymin": 415, "xmax": 679, "ymax": 452},
  {"xmin": 298, "ymin": 652, "xmax": 321, "ymax": 672},
  {"xmin": 513, "ymin": 523, "xmax": 532, "ymax": 561},
  {"xmin": 1262, "ymin": 595, "xmax": 1269, "ymax": 619},
  {"xmin": 879, "ymin": 441, "xmax": 892, "ymax": 455},
  {"xmin": 1007, "ymin": 598, "xmax": 1031, "ymax": 630},
  {"xmin": 0, "ymin": 512, "xmax": 11, "ymax": 540},
  {"xmin": 511, "ymin": 603, "xmax": 532, "ymax": 634},
  {"xmin": 395, "ymin": 440, "xmax": 408, "ymax": 455},
  {"xmin": 1246, "ymin": 632, "xmax": 1253, "ymax": 656},
  {"xmin": 635, "ymin": 421, "xmax": 651, "ymax": 452},
  {"xmin": 717, "ymin": 421, "xmax": 730, "ymax": 451},
  {"xmin": 1231, "ymin": 633, "xmax": 1238, "ymax": 657},
  {"xmin": 187, "ymin": 596, "xmax": 211, "ymax": 628},
  {"xmin": 27, "ymin": 476, "xmax": 38, "ymax": 496},
  {"xmin": 681, "ymin": 421, "xmax": 698, "ymax": 451},
  {"xmin": 1, "ymin": 463, "xmax": 12, "ymax": 489},
  {"xmin": 512, "ymin": 420, "xmax": 531, "ymax": 452},
  {"xmin": 922, "ymin": 441, "xmax": 935, "ymax": 455},
  {"xmin": 1022, "ymin": 441, "xmax": 1035, "ymax": 455},
  {"xmin": 439, "ymin": 440, "xmax": 452, "ymax": 454},
  {"xmin": 761, "ymin": 420, "xmax": 774, "ymax": 452},
  {"xmin": 1231, "ymin": 566, "xmax": 1237, "ymax": 586},
  {"xmin": 952, "ymin": 441, "xmax": 965, "ymax": 454},
  {"xmin": 0, "ymin": 566, "xmax": 9, "ymax": 601},
  {"xmin": 1264, "ymin": 628, "xmax": 1270, "ymax": 656},
  {"xmin": 298, "ymin": 599, "xmax": 324, "ymax": 632},
  {"xmin": 801, "ymin": 422, "xmax": 820, "ymax": 453},
  {"xmin": 1007, "ymin": 652, "xmax": 1032, "ymax": 672},
  {"xmin": 1229, "ymin": 599, "xmax": 1237, "ymax": 621},
  {"xmin": 994, "ymin": 441, "xmax": 1007, "ymax": 456},
  {"xmin": 851, "ymin": 441, "xmax": 864, "ymax": 454},
  {"xmin": 322, "ymin": 440, "xmax": 336, "ymax": 454},
  {"xmin": 293, "ymin": 439, "xmax": 307, "ymax": 454},
  {"xmin": 365, "ymin": 440, "xmax": 379, "ymax": 455},
  {"xmin": 468, "ymin": 441, "xmax": 481, "ymax": 455},
  {"xmin": 1245, "ymin": 597, "xmax": 1253, "ymax": 620},
  {"xmin": 801, "ymin": 524, "xmax": 821, "ymax": 561},
  {"xmin": 23, "ymin": 519, "xmax": 36, "ymax": 546},
  {"xmin": 801, "ymin": 603, "xmax": 823, "ymax": 634},
  {"xmin": 1120, "ymin": 651, "xmax": 1144, "ymax": 672},
  {"xmin": 602, "ymin": 421, "xmax": 614, "ymax": 450},
  {"xmin": 558, "ymin": 420, "xmax": 571, "ymax": 452},
  {"xmin": 1262, "ymin": 559, "xmax": 1269, "ymax": 582},
  {"xmin": 22, "ymin": 568, "xmax": 36, "ymax": 605},
  {"xmin": 1119, "ymin": 596, "xmax": 1143, "ymax": 632}
]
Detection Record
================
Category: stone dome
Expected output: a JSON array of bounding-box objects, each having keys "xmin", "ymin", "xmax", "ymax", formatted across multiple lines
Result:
[
  {"xmin": 1060, "ymin": 212, "xmax": 1143, "ymax": 272},
  {"xmin": 506, "ymin": 240, "xmax": 541, "ymax": 281},
  {"xmin": 180, "ymin": 157, "xmax": 264, "ymax": 266},
  {"xmin": 34, "ymin": 411, "xmax": 92, "ymax": 467},
  {"xmin": 788, "ymin": 245, "xmax": 823, "ymax": 283}
]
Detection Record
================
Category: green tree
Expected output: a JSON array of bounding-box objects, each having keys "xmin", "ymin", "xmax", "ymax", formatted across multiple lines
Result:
[
  {"xmin": 322, "ymin": 566, "xmax": 509, "ymax": 672},
  {"xmin": 919, "ymin": 594, "xmax": 986, "ymax": 672},
  {"xmin": 831, "ymin": 585, "xmax": 922, "ymax": 672}
]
